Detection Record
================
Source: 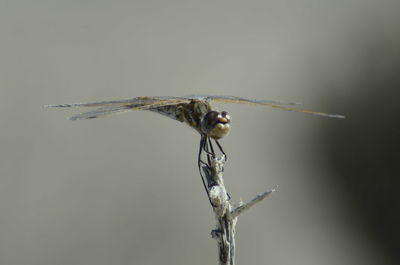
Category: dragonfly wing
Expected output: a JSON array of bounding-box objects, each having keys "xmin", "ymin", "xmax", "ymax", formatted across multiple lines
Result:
[
  {"xmin": 206, "ymin": 95, "xmax": 345, "ymax": 119},
  {"xmin": 46, "ymin": 96, "xmax": 192, "ymax": 120},
  {"xmin": 185, "ymin": 95, "xmax": 301, "ymax": 106},
  {"xmin": 68, "ymin": 105, "xmax": 134, "ymax": 120},
  {"xmin": 45, "ymin": 96, "xmax": 185, "ymax": 108},
  {"xmin": 45, "ymin": 99, "xmax": 136, "ymax": 108}
]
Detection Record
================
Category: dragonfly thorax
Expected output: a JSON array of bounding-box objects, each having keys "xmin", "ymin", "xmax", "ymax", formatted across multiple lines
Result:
[{"xmin": 201, "ymin": 111, "xmax": 231, "ymax": 140}]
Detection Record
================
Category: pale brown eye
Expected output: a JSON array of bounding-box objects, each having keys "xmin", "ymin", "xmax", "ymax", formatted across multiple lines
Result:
[{"xmin": 201, "ymin": 111, "xmax": 220, "ymax": 133}]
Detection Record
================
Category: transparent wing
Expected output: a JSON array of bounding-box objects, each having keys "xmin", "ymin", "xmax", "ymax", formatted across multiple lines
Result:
[
  {"xmin": 184, "ymin": 95, "xmax": 301, "ymax": 106},
  {"xmin": 68, "ymin": 105, "xmax": 135, "ymax": 120},
  {"xmin": 45, "ymin": 96, "xmax": 191, "ymax": 120},
  {"xmin": 203, "ymin": 95, "xmax": 345, "ymax": 119},
  {"xmin": 45, "ymin": 95, "xmax": 345, "ymax": 119},
  {"xmin": 45, "ymin": 96, "xmax": 188, "ymax": 108}
]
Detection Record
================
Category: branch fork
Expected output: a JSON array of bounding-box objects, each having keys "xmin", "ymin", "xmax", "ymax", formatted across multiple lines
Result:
[{"xmin": 202, "ymin": 155, "xmax": 275, "ymax": 265}]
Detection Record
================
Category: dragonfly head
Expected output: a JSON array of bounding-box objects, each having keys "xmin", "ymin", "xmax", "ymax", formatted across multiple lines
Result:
[{"xmin": 201, "ymin": 111, "xmax": 231, "ymax": 140}]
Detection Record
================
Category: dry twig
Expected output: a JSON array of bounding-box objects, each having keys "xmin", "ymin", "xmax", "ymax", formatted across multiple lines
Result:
[{"xmin": 202, "ymin": 155, "xmax": 275, "ymax": 265}]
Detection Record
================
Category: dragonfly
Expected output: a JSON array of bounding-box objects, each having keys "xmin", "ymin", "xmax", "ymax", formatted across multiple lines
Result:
[{"xmin": 46, "ymin": 95, "xmax": 344, "ymax": 200}]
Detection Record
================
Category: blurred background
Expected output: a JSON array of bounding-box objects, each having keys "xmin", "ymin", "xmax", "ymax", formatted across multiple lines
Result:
[{"xmin": 1, "ymin": 0, "xmax": 399, "ymax": 264}]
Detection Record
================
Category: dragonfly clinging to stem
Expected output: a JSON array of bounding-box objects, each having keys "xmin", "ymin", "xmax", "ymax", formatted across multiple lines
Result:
[{"xmin": 46, "ymin": 95, "xmax": 345, "ymax": 199}]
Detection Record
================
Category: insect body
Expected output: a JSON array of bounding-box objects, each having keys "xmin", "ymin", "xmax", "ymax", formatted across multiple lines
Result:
[{"xmin": 46, "ymin": 95, "xmax": 344, "ymax": 199}]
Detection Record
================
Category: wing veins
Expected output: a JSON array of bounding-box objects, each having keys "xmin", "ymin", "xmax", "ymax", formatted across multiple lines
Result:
[
  {"xmin": 65, "ymin": 98, "xmax": 191, "ymax": 120},
  {"xmin": 207, "ymin": 96, "xmax": 344, "ymax": 118}
]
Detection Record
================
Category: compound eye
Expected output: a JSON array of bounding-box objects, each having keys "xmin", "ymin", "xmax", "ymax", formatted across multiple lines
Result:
[{"xmin": 201, "ymin": 111, "xmax": 220, "ymax": 133}]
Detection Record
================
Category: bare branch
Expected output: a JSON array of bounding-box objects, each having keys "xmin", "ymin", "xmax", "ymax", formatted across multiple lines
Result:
[
  {"xmin": 202, "ymin": 155, "xmax": 275, "ymax": 265},
  {"xmin": 230, "ymin": 188, "xmax": 276, "ymax": 219}
]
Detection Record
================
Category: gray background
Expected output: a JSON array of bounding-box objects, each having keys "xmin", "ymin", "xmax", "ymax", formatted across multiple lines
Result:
[{"xmin": 1, "ymin": 1, "xmax": 399, "ymax": 264}]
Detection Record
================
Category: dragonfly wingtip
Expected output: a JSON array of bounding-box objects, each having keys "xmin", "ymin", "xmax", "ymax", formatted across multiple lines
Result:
[
  {"xmin": 45, "ymin": 103, "xmax": 79, "ymax": 108},
  {"xmin": 323, "ymin": 113, "xmax": 346, "ymax": 119}
]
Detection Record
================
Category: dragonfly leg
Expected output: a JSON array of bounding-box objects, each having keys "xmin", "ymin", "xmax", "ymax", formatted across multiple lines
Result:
[
  {"xmin": 206, "ymin": 137, "xmax": 216, "ymax": 165},
  {"xmin": 213, "ymin": 139, "xmax": 231, "ymax": 199},
  {"xmin": 198, "ymin": 135, "xmax": 211, "ymax": 169},
  {"xmin": 207, "ymin": 137, "xmax": 216, "ymax": 157},
  {"xmin": 215, "ymin": 140, "xmax": 227, "ymax": 161},
  {"xmin": 198, "ymin": 135, "xmax": 214, "ymax": 204},
  {"xmin": 201, "ymin": 137, "xmax": 215, "ymax": 157},
  {"xmin": 198, "ymin": 136, "xmax": 226, "ymax": 207}
]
